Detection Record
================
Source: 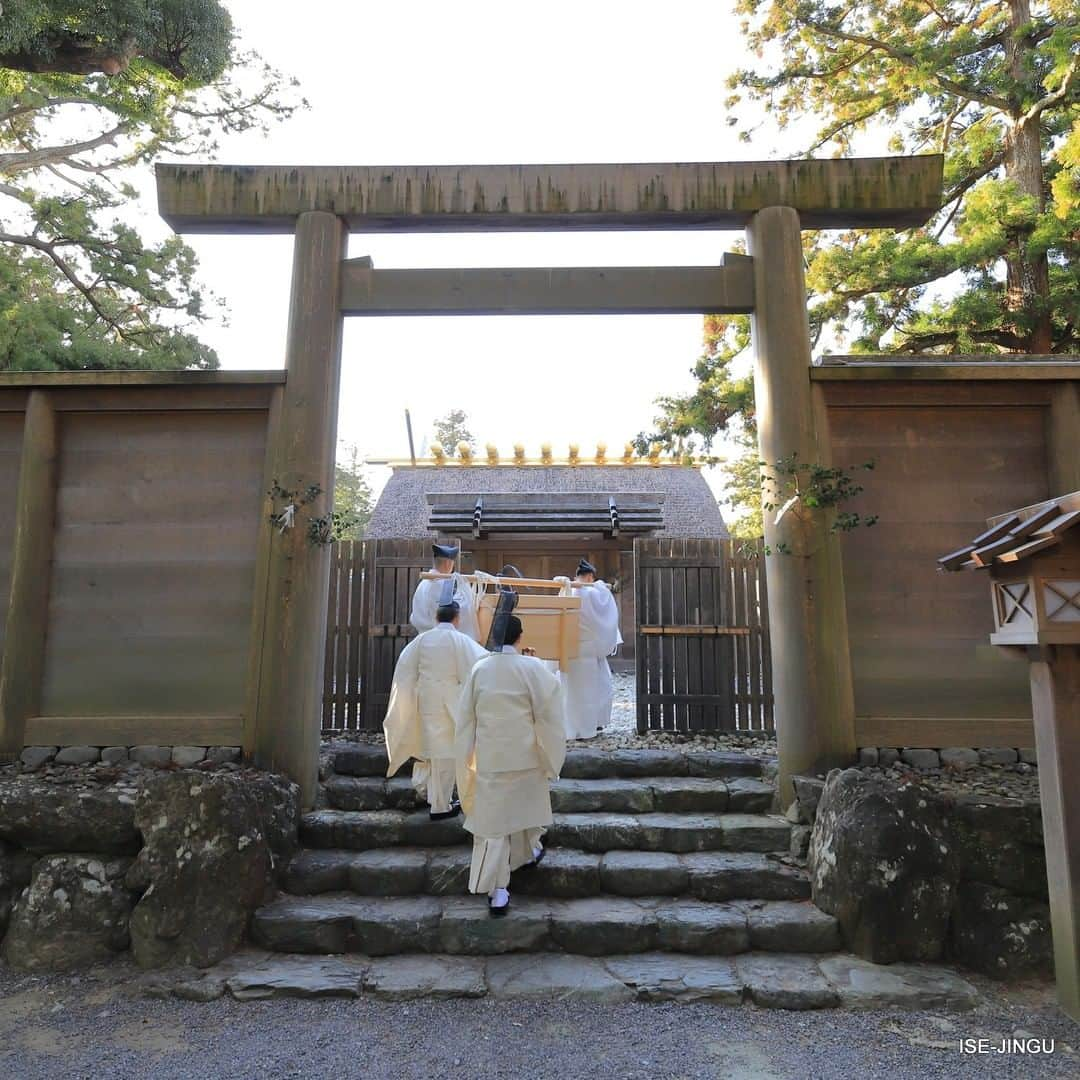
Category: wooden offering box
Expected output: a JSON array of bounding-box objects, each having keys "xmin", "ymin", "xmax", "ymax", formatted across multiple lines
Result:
[{"xmin": 477, "ymin": 593, "xmax": 581, "ymax": 671}]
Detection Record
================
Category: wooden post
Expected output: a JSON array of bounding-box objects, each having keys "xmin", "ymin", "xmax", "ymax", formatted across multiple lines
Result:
[
  {"xmin": 0, "ymin": 391, "xmax": 58, "ymax": 761},
  {"xmin": 745, "ymin": 206, "xmax": 857, "ymax": 805},
  {"xmin": 248, "ymin": 211, "xmax": 346, "ymax": 805},
  {"xmin": 1029, "ymin": 646, "xmax": 1080, "ymax": 1022},
  {"xmin": 1048, "ymin": 384, "xmax": 1080, "ymax": 495}
]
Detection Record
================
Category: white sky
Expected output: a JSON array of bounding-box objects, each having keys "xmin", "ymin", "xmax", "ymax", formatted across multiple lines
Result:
[{"xmin": 141, "ymin": 1, "xmax": 829, "ymax": 502}]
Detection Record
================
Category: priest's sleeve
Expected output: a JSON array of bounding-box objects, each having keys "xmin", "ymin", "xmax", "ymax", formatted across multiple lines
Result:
[{"xmin": 452, "ymin": 667, "xmax": 479, "ymax": 817}]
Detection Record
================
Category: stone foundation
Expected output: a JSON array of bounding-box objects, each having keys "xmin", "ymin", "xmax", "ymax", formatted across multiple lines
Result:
[
  {"xmin": 20, "ymin": 746, "xmax": 242, "ymax": 768},
  {"xmin": 806, "ymin": 769, "xmax": 1051, "ymax": 979},
  {"xmin": 0, "ymin": 763, "xmax": 298, "ymax": 972}
]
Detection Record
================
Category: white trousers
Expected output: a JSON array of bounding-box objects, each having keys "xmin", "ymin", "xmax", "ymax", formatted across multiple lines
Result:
[
  {"xmin": 468, "ymin": 828, "xmax": 544, "ymax": 894},
  {"xmin": 411, "ymin": 758, "xmax": 456, "ymax": 814}
]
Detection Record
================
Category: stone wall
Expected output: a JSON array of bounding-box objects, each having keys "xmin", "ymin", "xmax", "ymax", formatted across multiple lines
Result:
[
  {"xmin": 0, "ymin": 758, "xmax": 299, "ymax": 972},
  {"xmin": 803, "ymin": 769, "xmax": 1051, "ymax": 979}
]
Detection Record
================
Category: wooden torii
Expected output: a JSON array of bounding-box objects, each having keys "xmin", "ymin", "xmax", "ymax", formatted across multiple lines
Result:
[{"xmin": 155, "ymin": 156, "xmax": 944, "ymax": 805}]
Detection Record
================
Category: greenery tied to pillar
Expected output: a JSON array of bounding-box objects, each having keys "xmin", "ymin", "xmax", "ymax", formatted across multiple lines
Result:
[
  {"xmin": 268, "ymin": 479, "xmax": 347, "ymax": 547},
  {"xmin": 760, "ymin": 455, "xmax": 878, "ymax": 556}
]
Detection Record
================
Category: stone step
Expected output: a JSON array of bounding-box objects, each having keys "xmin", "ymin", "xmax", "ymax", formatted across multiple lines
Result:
[
  {"xmin": 160, "ymin": 949, "xmax": 981, "ymax": 1010},
  {"xmin": 330, "ymin": 743, "xmax": 767, "ymax": 782},
  {"xmin": 284, "ymin": 847, "xmax": 810, "ymax": 901},
  {"xmin": 323, "ymin": 774, "xmax": 774, "ymax": 815},
  {"xmin": 251, "ymin": 894, "xmax": 841, "ymax": 958},
  {"xmin": 300, "ymin": 809, "xmax": 791, "ymax": 854}
]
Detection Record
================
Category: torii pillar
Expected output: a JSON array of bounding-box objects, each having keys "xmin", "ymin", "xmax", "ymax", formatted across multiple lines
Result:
[{"xmin": 747, "ymin": 207, "xmax": 857, "ymax": 804}]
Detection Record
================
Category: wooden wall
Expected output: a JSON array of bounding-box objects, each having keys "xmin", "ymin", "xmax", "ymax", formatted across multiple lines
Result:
[
  {"xmin": 0, "ymin": 373, "xmax": 284, "ymax": 751},
  {"xmin": 0, "ymin": 413, "xmax": 24, "ymax": 663},
  {"xmin": 816, "ymin": 368, "xmax": 1079, "ymax": 748}
]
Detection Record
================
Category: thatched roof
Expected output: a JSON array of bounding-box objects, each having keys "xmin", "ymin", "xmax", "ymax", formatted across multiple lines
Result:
[{"xmin": 367, "ymin": 465, "xmax": 727, "ymax": 539}]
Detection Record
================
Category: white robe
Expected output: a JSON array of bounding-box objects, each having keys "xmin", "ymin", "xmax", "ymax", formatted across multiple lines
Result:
[
  {"xmin": 383, "ymin": 623, "xmax": 489, "ymax": 778},
  {"xmin": 563, "ymin": 579, "xmax": 622, "ymax": 739},
  {"xmin": 453, "ymin": 649, "xmax": 566, "ymax": 840},
  {"xmin": 410, "ymin": 573, "xmax": 481, "ymax": 642}
]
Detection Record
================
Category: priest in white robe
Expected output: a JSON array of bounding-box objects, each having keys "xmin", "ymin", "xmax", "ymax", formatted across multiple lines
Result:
[
  {"xmin": 384, "ymin": 601, "xmax": 488, "ymax": 818},
  {"xmin": 410, "ymin": 543, "xmax": 481, "ymax": 642},
  {"xmin": 562, "ymin": 558, "xmax": 623, "ymax": 740},
  {"xmin": 454, "ymin": 614, "xmax": 566, "ymax": 916}
]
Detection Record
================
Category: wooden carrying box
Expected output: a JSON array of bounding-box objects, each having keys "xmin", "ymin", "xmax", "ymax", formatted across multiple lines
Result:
[{"xmin": 477, "ymin": 594, "xmax": 581, "ymax": 671}]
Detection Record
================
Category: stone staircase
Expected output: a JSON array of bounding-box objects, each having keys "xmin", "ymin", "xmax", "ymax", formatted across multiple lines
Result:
[{"xmin": 222, "ymin": 745, "xmax": 979, "ymax": 1008}]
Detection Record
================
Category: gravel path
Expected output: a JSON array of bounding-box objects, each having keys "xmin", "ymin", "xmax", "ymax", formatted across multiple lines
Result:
[{"xmin": 0, "ymin": 962, "xmax": 1075, "ymax": 1079}]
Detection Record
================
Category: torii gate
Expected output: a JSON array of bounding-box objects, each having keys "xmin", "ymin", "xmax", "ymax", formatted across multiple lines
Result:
[{"xmin": 156, "ymin": 156, "xmax": 944, "ymax": 805}]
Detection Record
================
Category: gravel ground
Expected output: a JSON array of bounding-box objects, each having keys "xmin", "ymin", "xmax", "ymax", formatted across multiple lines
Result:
[
  {"xmin": 852, "ymin": 763, "xmax": 1040, "ymax": 803},
  {"xmin": 0, "ymin": 962, "xmax": 1075, "ymax": 1080}
]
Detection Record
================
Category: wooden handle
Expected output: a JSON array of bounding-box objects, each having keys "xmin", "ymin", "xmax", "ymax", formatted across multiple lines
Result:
[{"xmin": 421, "ymin": 571, "xmax": 595, "ymax": 589}]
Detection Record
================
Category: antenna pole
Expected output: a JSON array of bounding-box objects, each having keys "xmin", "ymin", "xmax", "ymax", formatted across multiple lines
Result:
[{"xmin": 405, "ymin": 409, "xmax": 416, "ymax": 466}]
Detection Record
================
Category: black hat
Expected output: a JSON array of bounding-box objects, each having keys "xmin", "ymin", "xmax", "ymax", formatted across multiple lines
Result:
[
  {"xmin": 577, "ymin": 559, "xmax": 597, "ymax": 576},
  {"xmin": 436, "ymin": 601, "xmax": 460, "ymax": 622},
  {"xmin": 432, "ymin": 543, "xmax": 458, "ymax": 561}
]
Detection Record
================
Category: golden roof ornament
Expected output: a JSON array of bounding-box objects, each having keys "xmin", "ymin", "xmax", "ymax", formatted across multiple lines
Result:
[
  {"xmin": 430, "ymin": 441, "xmax": 446, "ymax": 465},
  {"xmin": 540, "ymin": 442, "xmax": 553, "ymax": 465},
  {"xmin": 513, "ymin": 442, "xmax": 526, "ymax": 465},
  {"xmin": 485, "ymin": 443, "xmax": 499, "ymax": 465},
  {"xmin": 648, "ymin": 442, "xmax": 662, "ymax": 466},
  {"xmin": 595, "ymin": 442, "xmax": 607, "ymax": 465},
  {"xmin": 568, "ymin": 442, "xmax": 580, "ymax": 466},
  {"xmin": 622, "ymin": 442, "xmax": 635, "ymax": 465},
  {"xmin": 458, "ymin": 441, "xmax": 474, "ymax": 464}
]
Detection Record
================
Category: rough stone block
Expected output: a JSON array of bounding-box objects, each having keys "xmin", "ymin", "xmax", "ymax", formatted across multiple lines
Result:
[
  {"xmin": 325, "ymin": 776, "xmax": 391, "ymax": 812},
  {"xmin": 547, "ymin": 813, "xmax": 642, "ymax": 852},
  {"xmin": 425, "ymin": 849, "xmax": 471, "ymax": 895},
  {"xmin": 685, "ymin": 751, "xmax": 762, "ymax": 779},
  {"xmin": 250, "ymin": 898, "xmax": 353, "ymax": 954},
  {"xmin": 685, "ymin": 853, "xmax": 810, "ymax": 902},
  {"xmin": 171, "ymin": 746, "xmax": 206, "ymax": 767},
  {"xmin": 19, "ymin": 746, "xmax": 57, "ymax": 769},
  {"xmin": 656, "ymin": 901, "xmax": 750, "ymax": 955},
  {"xmin": 54, "ymin": 745, "xmax": 101, "ymax": 766},
  {"xmin": 979, "ymin": 748, "xmax": 1018, "ymax": 766},
  {"xmin": 332, "ymin": 745, "xmax": 391, "ymax": 777},
  {"xmin": 600, "ymin": 851, "xmax": 688, "ymax": 897},
  {"xmin": 948, "ymin": 881, "xmax": 1052, "ymax": 978},
  {"xmin": 877, "ymin": 748, "xmax": 899, "ymax": 767},
  {"xmin": 1017, "ymin": 748, "xmax": 1038, "ymax": 766},
  {"xmin": 349, "ymin": 896, "xmax": 443, "ymax": 956},
  {"xmin": 559, "ymin": 749, "xmax": 610, "ymax": 779},
  {"xmin": 300, "ymin": 810, "xmax": 407, "ymax": 851},
  {"xmin": 947, "ymin": 794, "xmax": 1046, "ymax": 897},
  {"xmin": 745, "ymin": 901, "xmax": 842, "ymax": 952},
  {"xmin": 857, "ymin": 748, "xmax": 878, "ymax": 767},
  {"xmin": 939, "ymin": 748, "xmax": 979, "ymax": 769},
  {"xmin": 648, "ymin": 778, "xmax": 730, "ymax": 814},
  {"xmin": 736, "ymin": 953, "xmax": 839, "ymax": 1010},
  {"xmin": 609, "ymin": 749, "xmax": 689, "ymax": 778},
  {"xmin": 726, "ymin": 777, "xmax": 774, "ymax": 813},
  {"xmin": 488, "ymin": 954, "xmax": 632, "ymax": 1002},
  {"xmin": 439, "ymin": 896, "xmax": 551, "ymax": 955},
  {"xmin": 206, "ymin": 746, "xmax": 242, "ymax": 765},
  {"xmin": 551, "ymin": 778, "xmax": 653, "ymax": 814},
  {"xmin": 792, "ymin": 776, "xmax": 826, "ymax": 822},
  {"xmin": 789, "ymin": 826, "xmax": 811, "ymax": 860},
  {"xmin": 227, "ymin": 955, "xmax": 366, "ymax": 1000},
  {"xmin": 900, "ymin": 748, "xmax": 940, "ymax": 769},
  {"xmin": 809, "ymin": 769, "xmax": 955, "ymax": 964},
  {"xmin": 604, "ymin": 954, "xmax": 744, "ymax": 1003},
  {"xmin": 2, "ymin": 854, "xmax": 133, "ymax": 971},
  {"xmin": 819, "ymin": 955, "xmax": 978, "ymax": 1011},
  {"xmin": 720, "ymin": 814, "xmax": 790, "ymax": 853},
  {"xmin": 366, "ymin": 955, "xmax": 486, "ymax": 1000},
  {"xmin": 283, "ymin": 850, "xmax": 353, "ymax": 894},
  {"xmin": 130, "ymin": 746, "xmax": 172, "ymax": 767},
  {"xmin": 349, "ymin": 849, "xmax": 429, "ymax": 895},
  {"xmin": 548, "ymin": 897, "xmax": 657, "ymax": 955},
  {"xmin": 100, "ymin": 747, "xmax": 129, "ymax": 766},
  {"xmin": 512, "ymin": 849, "xmax": 601, "ymax": 899},
  {"xmin": 0, "ymin": 779, "xmax": 139, "ymax": 854}
]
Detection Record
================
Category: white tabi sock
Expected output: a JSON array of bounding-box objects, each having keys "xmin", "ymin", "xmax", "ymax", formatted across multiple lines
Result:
[{"xmin": 489, "ymin": 887, "xmax": 510, "ymax": 908}]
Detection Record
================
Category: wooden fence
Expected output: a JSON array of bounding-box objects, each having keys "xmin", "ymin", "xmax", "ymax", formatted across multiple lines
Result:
[
  {"xmin": 325, "ymin": 537, "xmax": 773, "ymax": 733},
  {"xmin": 634, "ymin": 538, "xmax": 773, "ymax": 733}
]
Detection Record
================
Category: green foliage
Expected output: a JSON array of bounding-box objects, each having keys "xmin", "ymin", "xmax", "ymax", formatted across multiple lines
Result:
[
  {"xmin": 0, "ymin": 1, "xmax": 303, "ymax": 370},
  {"xmin": 333, "ymin": 445, "xmax": 374, "ymax": 541},
  {"xmin": 760, "ymin": 455, "xmax": 878, "ymax": 555},
  {"xmin": 432, "ymin": 409, "xmax": 475, "ymax": 456},
  {"xmin": 640, "ymin": 0, "xmax": 1078, "ymax": 534},
  {"xmin": 0, "ymin": 1, "xmax": 232, "ymax": 80},
  {"xmin": 727, "ymin": 0, "xmax": 1079, "ymax": 354}
]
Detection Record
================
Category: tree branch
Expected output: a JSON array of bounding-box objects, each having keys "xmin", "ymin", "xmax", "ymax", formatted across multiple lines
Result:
[{"xmin": 0, "ymin": 122, "xmax": 131, "ymax": 175}]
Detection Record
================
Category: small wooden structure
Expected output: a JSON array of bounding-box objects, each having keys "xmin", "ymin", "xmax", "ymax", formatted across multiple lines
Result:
[{"xmin": 939, "ymin": 492, "xmax": 1080, "ymax": 1021}]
